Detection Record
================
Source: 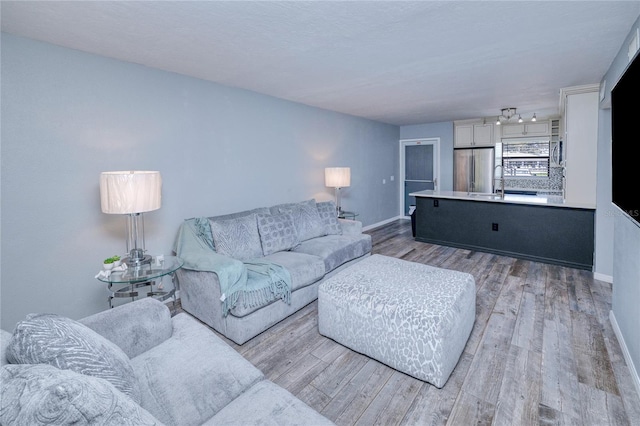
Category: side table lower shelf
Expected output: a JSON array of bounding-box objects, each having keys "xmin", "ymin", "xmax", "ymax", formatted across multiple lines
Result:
[
  {"xmin": 338, "ymin": 211, "xmax": 359, "ymax": 220},
  {"xmin": 108, "ymin": 279, "xmax": 176, "ymax": 309}
]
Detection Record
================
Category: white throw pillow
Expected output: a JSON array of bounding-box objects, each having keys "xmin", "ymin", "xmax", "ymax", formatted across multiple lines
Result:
[
  {"xmin": 279, "ymin": 199, "xmax": 326, "ymax": 242},
  {"xmin": 256, "ymin": 213, "xmax": 299, "ymax": 255},
  {"xmin": 6, "ymin": 313, "xmax": 140, "ymax": 404},
  {"xmin": 0, "ymin": 364, "xmax": 159, "ymax": 425},
  {"xmin": 209, "ymin": 213, "xmax": 264, "ymax": 260}
]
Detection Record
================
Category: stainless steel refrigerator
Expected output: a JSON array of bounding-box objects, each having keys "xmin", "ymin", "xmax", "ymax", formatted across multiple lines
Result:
[{"xmin": 454, "ymin": 147, "xmax": 495, "ymax": 193}]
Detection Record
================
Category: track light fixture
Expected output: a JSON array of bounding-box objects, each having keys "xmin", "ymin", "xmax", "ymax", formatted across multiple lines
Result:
[{"xmin": 495, "ymin": 108, "xmax": 537, "ymax": 125}]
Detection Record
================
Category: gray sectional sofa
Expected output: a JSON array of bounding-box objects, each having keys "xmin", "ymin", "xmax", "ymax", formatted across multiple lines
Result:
[
  {"xmin": 173, "ymin": 198, "xmax": 372, "ymax": 345},
  {"xmin": 1, "ymin": 297, "xmax": 334, "ymax": 425}
]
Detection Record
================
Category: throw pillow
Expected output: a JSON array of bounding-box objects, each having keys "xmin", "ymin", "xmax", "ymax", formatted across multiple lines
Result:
[
  {"xmin": 209, "ymin": 213, "xmax": 263, "ymax": 261},
  {"xmin": 6, "ymin": 313, "xmax": 140, "ymax": 404},
  {"xmin": 279, "ymin": 199, "xmax": 326, "ymax": 242},
  {"xmin": 0, "ymin": 364, "xmax": 160, "ymax": 425},
  {"xmin": 316, "ymin": 200, "xmax": 342, "ymax": 235},
  {"xmin": 256, "ymin": 213, "xmax": 299, "ymax": 256}
]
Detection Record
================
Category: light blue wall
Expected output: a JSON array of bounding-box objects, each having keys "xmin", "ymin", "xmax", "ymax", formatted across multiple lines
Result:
[
  {"xmin": 0, "ymin": 33, "xmax": 399, "ymax": 330},
  {"xmin": 399, "ymin": 121, "xmax": 454, "ymax": 191},
  {"xmin": 595, "ymin": 108, "xmax": 614, "ymax": 279},
  {"xmin": 601, "ymin": 15, "xmax": 640, "ymax": 392}
]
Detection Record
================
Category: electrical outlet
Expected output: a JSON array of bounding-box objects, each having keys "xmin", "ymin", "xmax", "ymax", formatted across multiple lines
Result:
[
  {"xmin": 383, "ymin": 179, "xmax": 386, "ymax": 184},
  {"xmin": 390, "ymin": 176, "xmax": 394, "ymax": 181},
  {"xmin": 433, "ymin": 199, "xmax": 439, "ymax": 207},
  {"xmin": 492, "ymin": 223, "xmax": 499, "ymax": 231}
]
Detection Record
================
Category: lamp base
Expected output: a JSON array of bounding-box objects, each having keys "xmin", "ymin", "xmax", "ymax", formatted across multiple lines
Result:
[{"xmin": 123, "ymin": 254, "xmax": 152, "ymax": 268}]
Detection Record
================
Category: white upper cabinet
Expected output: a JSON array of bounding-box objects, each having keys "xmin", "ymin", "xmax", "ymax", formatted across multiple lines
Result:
[
  {"xmin": 454, "ymin": 120, "xmax": 495, "ymax": 147},
  {"xmin": 500, "ymin": 121, "xmax": 550, "ymax": 138},
  {"xmin": 560, "ymin": 85, "xmax": 599, "ymax": 207}
]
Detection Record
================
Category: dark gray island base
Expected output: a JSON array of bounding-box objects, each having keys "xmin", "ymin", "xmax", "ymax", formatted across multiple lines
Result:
[{"xmin": 414, "ymin": 196, "xmax": 595, "ymax": 270}]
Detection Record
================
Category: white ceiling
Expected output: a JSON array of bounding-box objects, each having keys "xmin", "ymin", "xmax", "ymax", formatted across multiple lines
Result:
[{"xmin": 2, "ymin": 1, "xmax": 639, "ymax": 126}]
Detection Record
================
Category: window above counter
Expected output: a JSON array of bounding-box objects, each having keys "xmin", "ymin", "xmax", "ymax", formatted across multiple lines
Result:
[{"xmin": 499, "ymin": 137, "xmax": 550, "ymax": 178}]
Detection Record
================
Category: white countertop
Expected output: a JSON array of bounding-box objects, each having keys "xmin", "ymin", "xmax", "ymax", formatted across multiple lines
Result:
[{"xmin": 409, "ymin": 190, "xmax": 595, "ymax": 210}]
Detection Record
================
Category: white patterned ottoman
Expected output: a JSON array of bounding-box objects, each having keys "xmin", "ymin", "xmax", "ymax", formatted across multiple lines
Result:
[{"xmin": 317, "ymin": 254, "xmax": 475, "ymax": 388}]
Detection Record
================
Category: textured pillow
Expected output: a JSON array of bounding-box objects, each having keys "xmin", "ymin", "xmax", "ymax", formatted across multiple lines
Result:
[
  {"xmin": 316, "ymin": 200, "xmax": 342, "ymax": 235},
  {"xmin": 279, "ymin": 199, "xmax": 326, "ymax": 242},
  {"xmin": 210, "ymin": 207, "xmax": 271, "ymax": 223},
  {"xmin": 256, "ymin": 213, "xmax": 299, "ymax": 256},
  {"xmin": 0, "ymin": 364, "xmax": 160, "ymax": 426},
  {"xmin": 209, "ymin": 213, "xmax": 263, "ymax": 261},
  {"xmin": 6, "ymin": 313, "xmax": 140, "ymax": 404}
]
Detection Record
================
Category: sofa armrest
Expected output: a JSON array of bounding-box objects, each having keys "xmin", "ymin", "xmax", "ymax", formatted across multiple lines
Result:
[
  {"xmin": 1, "ymin": 329, "xmax": 12, "ymax": 366},
  {"xmin": 175, "ymin": 268, "xmax": 228, "ymax": 334},
  {"xmin": 79, "ymin": 297, "xmax": 173, "ymax": 359},
  {"xmin": 179, "ymin": 249, "xmax": 244, "ymax": 275},
  {"xmin": 339, "ymin": 218, "xmax": 363, "ymax": 235}
]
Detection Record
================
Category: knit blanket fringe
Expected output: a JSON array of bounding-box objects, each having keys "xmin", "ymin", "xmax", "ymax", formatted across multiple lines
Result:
[{"xmin": 233, "ymin": 278, "xmax": 290, "ymax": 312}]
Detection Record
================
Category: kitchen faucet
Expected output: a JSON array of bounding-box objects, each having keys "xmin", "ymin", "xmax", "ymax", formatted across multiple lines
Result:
[{"xmin": 494, "ymin": 164, "xmax": 505, "ymax": 199}]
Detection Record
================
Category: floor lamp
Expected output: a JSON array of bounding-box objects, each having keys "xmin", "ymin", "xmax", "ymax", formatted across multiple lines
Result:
[
  {"xmin": 100, "ymin": 171, "xmax": 162, "ymax": 267},
  {"xmin": 325, "ymin": 167, "xmax": 351, "ymax": 215}
]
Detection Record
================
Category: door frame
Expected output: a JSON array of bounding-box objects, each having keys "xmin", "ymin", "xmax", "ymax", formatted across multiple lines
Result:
[{"xmin": 399, "ymin": 138, "xmax": 440, "ymax": 218}]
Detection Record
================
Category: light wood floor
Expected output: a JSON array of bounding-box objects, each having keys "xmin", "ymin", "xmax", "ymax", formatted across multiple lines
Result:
[{"xmin": 178, "ymin": 219, "xmax": 640, "ymax": 425}]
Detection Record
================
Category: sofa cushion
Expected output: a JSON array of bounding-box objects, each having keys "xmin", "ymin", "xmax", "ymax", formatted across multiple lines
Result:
[
  {"xmin": 205, "ymin": 380, "xmax": 334, "ymax": 426},
  {"xmin": 229, "ymin": 251, "xmax": 325, "ymax": 318},
  {"xmin": 278, "ymin": 199, "xmax": 326, "ymax": 242},
  {"xmin": 292, "ymin": 234, "xmax": 373, "ymax": 273},
  {"xmin": 0, "ymin": 364, "xmax": 161, "ymax": 426},
  {"xmin": 256, "ymin": 212, "xmax": 299, "ymax": 256},
  {"xmin": 263, "ymin": 251, "xmax": 326, "ymax": 292},
  {"xmin": 6, "ymin": 313, "xmax": 140, "ymax": 404},
  {"xmin": 316, "ymin": 200, "xmax": 342, "ymax": 235},
  {"xmin": 132, "ymin": 313, "xmax": 264, "ymax": 426},
  {"xmin": 209, "ymin": 213, "xmax": 263, "ymax": 261}
]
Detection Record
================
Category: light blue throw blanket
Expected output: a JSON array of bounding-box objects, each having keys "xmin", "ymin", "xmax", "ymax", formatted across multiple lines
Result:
[{"xmin": 173, "ymin": 218, "xmax": 291, "ymax": 316}]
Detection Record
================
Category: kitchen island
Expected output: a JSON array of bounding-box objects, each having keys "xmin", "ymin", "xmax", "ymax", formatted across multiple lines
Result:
[{"xmin": 410, "ymin": 190, "xmax": 595, "ymax": 270}]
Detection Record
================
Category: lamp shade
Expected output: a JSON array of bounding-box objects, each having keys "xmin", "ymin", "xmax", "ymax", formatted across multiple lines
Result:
[
  {"xmin": 325, "ymin": 167, "xmax": 351, "ymax": 188},
  {"xmin": 100, "ymin": 171, "xmax": 162, "ymax": 214}
]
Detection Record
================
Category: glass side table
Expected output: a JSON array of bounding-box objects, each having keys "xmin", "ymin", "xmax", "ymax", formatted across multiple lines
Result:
[{"xmin": 97, "ymin": 255, "xmax": 184, "ymax": 310}]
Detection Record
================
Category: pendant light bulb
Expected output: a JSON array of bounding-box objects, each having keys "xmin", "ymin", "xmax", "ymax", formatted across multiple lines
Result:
[
  {"xmin": 496, "ymin": 117, "xmax": 501, "ymax": 125},
  {"xmin": 531, "ymin": 113, "xmax": 537, "ymax": 122},
  {"xmin": 518, "ymin": 115, "xmax": 523, "ymax": 123}
]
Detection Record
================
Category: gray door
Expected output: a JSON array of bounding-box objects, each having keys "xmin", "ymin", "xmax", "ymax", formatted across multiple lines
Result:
[{"xmin": 404, "ymin": 144, "xmax": 435, "ymax": 215}]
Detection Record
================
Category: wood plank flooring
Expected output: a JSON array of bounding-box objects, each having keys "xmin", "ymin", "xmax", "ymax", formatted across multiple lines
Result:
[{"xmin": 176, "ymin": 219, "xmax": 640, "ymax": 425}]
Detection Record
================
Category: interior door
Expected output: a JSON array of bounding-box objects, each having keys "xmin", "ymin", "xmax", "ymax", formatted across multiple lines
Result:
[{"xmin": 402, "ymin": 140, "xmax": 438, "ymax": 216}]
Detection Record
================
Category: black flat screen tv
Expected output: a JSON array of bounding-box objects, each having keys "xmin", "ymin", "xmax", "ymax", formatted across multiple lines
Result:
[{"xmin": 611, "ymin": 50, "xmax": 640, "ymax": 227}]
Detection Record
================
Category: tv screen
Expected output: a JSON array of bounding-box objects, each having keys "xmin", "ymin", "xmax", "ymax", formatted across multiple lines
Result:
[{"xmin": 611, "ymin": 50, "xmax": 640, "ymax": 227}]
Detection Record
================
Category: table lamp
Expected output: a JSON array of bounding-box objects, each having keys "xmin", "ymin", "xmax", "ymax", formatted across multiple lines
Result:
[
  {"xmin": 100, "ymin": 171, "xmax": 162, "ymax": 267},
  {"xmin": 325, "ymin": 167, "xmax": 351, "ymax": 215}
]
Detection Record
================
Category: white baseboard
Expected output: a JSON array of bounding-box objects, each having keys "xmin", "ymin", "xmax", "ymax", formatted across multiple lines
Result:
[
  {"xmin": 610, "ymin": 310, "xmax": 640, "ymax": 399},
  {"xmin": 594, "ymin": 272, "xmax": 613, "ymax": 283},
  {"xmin": 362, "ymin": 215, "xmax": 406, "ymax": 232}
]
